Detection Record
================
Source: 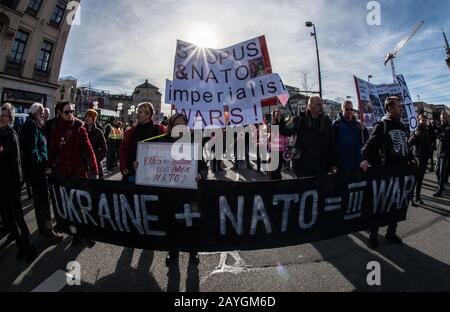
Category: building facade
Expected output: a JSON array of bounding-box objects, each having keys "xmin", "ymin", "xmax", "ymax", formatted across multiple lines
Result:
[
  {"xmin": 109, "ymin": 79, "xmax": 162, "ymax": 122},
  {"xmin": 0, "ymin": 0, "xmax": 78, "ymax": 115}
]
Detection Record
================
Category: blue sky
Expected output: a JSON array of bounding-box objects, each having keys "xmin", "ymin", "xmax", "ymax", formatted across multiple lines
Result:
[{"xmin": 60, "ymin": 0, "xmax": 450, "ymax": 110}]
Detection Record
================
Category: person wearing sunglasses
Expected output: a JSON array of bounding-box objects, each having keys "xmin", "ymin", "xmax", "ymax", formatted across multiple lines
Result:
[
  {"xmin": 46, "ymin": 102, "xmax": 98, "ymax": 179},
  {"xmin": 332, "ymin": 100, "xmax": 369, "ymax": 174},
  {"xmin": 46, "ymin": 103, "xmax": 99, "ymax": 246},
  {"xmin": 0, "ymin": 103, "xmax": 37, "ymax": 262}
]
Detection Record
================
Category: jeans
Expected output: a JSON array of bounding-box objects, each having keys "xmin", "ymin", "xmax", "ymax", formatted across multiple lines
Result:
[{"xmin": 435, "ymin": 157, "xmax": 449, "ymax": 193}]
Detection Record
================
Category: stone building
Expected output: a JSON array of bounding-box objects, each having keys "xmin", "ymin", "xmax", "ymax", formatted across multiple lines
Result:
[
  {"xmin": 0, "ymin": 0, "xmax": 78, "ymax": 115},
  {"xmin": 109, "ymin": 79, "xmax": 162, "ymax": 122}
]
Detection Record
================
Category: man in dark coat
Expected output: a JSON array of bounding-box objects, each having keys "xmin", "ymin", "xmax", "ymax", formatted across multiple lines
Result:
[
  {"xmin": 278, "ymin": 96, "xmax": 337, "ymax": 178},
  {"xmin": 361, "ymin": 96, "xmax": 417, "ymax": 249},
  {"xmin": 409, "ymin": 114, "xmax": 434, "ymax": 205},
  {"xmin": 433, "ymin": 111, "xmax": 450, "ymax": 197},
  {"xmin": 0, "ymin": 103, "xmax": 37, "ymax": 262}
]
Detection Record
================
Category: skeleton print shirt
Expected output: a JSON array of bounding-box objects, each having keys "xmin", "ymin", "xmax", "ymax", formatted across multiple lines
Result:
[{"xmin": 362, "ymin": 116, "xmax": 414, "ymax": 168}]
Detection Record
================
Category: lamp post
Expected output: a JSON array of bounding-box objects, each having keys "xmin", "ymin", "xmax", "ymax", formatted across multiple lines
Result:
[
  {"xmin": 117, "ymin": 103, "xmax": 123, "ymax": 120},
  {"xmin": 306, "ymin": 21, "xmax": 322, "ymax": 98}
]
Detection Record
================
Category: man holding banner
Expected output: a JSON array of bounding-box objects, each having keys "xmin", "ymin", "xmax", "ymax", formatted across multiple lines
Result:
[
  {"xmin": 278, "ymin": 96, "xmax": 336, "ymax": 178},
  {"xmin": 153, "ymin": 113, "xmax": 208, "ymax": 266},
  {"xmin": 119, "ymin": 102, "xmax": 167, "ymax": 183},
  {"xmin": 361, "ymin": 96, "xmax": 418, "ymax": 249}
]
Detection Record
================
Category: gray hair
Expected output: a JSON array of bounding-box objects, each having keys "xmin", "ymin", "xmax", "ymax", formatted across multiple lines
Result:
[
  {"xmin": 137, "ymin": 102, "xmax": 155, "ymax": 117},
  {"xmin": 29, "ymin": 103, "xmax": 44, "ymax": 115},
  {"xmin": 1, "ymin": 103, "xmax": 15, "ymax": 124}
]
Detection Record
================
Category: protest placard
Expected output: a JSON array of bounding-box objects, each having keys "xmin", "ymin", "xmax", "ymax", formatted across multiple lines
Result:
[
  {"xmin": 135, "ymin": 143, "xmax": 199, "ymax": 189},
  {"xmin": 166, "ymin": 36, "xmax": 289, "ymax": 128},
  {"xmin": 354, "ymin": 75, "xmax": 417, "ymax": 131}
]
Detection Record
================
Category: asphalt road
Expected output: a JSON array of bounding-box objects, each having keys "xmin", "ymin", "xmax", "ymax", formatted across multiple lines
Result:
[{"xmin": 0, "ymin": 161, "xmax": 449, "ymax": 292}]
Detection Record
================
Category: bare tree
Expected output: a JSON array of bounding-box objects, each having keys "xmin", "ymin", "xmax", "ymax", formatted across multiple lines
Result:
[{"xmin": 300, "ymin": 71, "xmax": 316, "ymax": 95}]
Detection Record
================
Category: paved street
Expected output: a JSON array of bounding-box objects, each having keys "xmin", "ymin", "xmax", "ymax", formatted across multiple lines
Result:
[{"xmin": 0, "ymin": 161, "xmax": 449, "ymax": 292}]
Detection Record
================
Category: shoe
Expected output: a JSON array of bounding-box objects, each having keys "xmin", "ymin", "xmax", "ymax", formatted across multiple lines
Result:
[
  {"xmin": 367, "ymin": 236, "xmax": 378, "ymax": 249},
  {"xmin": 86, "ymin": 239, "xmax": 96, "ymax": 249},
  {"xmin": 25, "ymin": 249, "xmax": 38, "ymax": 263},
  {"xmin": 72, "ymin": 235, "xmax": 81, "ymax": 245},
  {"xmin": 16, "ymin": 248, "xmax": 26, "ymax": 260},
  {"xmin": 416, "ymin": 198, "xmax": 424, "ymax": 205},
  {"xmin": 165, "ymin": 252, "xmax": 178, "ymax": 266},
  {"xmin": 411, "ymin": 200, "xmax": 418, "ymax": 207},
  {"xmin": 189, "ymin": 252, "xmax": 200, "ymax": 265},
  {"xmin": 44, "ymin": 231, "xmax": 64, "ymax": 244},
  {"xmin": 385, "ymin": 234, "xmax": 403, "ymax": 244},
  {"xmin": 433, "ymin": 191, "xmax": 443, "ymax": 198}
]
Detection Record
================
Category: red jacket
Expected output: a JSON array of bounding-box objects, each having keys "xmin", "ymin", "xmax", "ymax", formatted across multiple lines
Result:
[
  {"xmin": 119, "ymin": 122, "xmax": 167, "ymax": 176},
  {"xmin": 47, "ymin": 118, "xmax": 98, "ymax": 178}
]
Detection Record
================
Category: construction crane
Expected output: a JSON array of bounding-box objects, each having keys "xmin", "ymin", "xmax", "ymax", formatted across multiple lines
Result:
[
  {"xmin": 443, "ymin": 30, "xmax": 450, "ymax": 71},
  {"xmin": 384, "ymin": 21, "xmax": 425, "ymax": 80}
]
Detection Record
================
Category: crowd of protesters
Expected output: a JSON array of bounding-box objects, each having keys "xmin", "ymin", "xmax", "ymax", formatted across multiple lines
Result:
[{"xmin": 1, "ymin": 96, "xmax": 450, "ymax": 266}]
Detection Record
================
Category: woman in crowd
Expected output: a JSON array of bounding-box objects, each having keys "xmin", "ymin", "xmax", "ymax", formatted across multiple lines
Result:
[
  {"xmin": 0, "ymin": 103, "xmax": 37, "ymax": 262},
  {"xmin": 84, "ymin": 109, "xmax": 107, "ymax": 179},
  {"xmin": 46, "ymin": 102, "xmax": 98, "ymax": 246},
  {"xmin": 119, "ymin": 102, "xmax": 166, "ymax": 183}
]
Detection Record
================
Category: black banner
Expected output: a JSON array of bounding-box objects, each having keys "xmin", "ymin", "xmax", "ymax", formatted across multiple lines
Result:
[{"xmin": 49, "ymin": 168, "xmax": 415, "ymax": 252}]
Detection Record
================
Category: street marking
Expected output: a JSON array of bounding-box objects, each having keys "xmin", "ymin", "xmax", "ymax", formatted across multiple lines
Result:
[
  {"xmin": 349, "ymin": 234, "xmax": 405, "ymax": 273},
  {"xmin": 32, "ymin": 270, "xmax": 73, "ymax": 292}
]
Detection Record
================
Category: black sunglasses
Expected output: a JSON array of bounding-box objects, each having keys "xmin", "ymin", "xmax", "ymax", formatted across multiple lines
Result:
[{"xmin": 64, "ymin": 110, "xmax": 74, "ymax": 115}]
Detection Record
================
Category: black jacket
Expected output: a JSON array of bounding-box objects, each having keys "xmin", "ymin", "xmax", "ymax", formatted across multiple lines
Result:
[
  {"xmin": 362, "ymin": 115, "xmax": 414, "ymax": 168},
  {"xmin": 279, "ymin": 111, "xmax": 335, "ymax": 176},
  {"xmin": 0, "ymin": 126, "xmax": 22, "ymax": 192},
  {"xmin": 86, "ymin": 126, "xmax": 107, "ymax": 162},
  {"xmin": 409, "ymin": 125, "xmax": 434, "ymax": 160},
  {"xmin": 436, "ymin": 124, "xmax": 450, "ymax": 158}
]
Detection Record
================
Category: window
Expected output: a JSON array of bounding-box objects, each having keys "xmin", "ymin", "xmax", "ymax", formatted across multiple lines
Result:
[
  {"xmin": 50, "ymin": 0, "xmax": 67, "ymax": 28},
  {"xmin": 0, "ymin": 0, "xmax": 20, "ymax": 10},
  {"xmin": 8, "ymin": 30, "xmax": 29, "ymax": 64},
  {"xmin": 26, "ymin": 0, "xmax": 42, "ymax": 17},
  {"xmin": 36, "ymin": 40, "xmax": 53, "ymax": 72}
]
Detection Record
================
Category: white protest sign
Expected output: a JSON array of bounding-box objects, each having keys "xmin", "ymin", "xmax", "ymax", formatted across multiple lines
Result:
[
  {"xmin": 135, "ymin": 143, "xmax": 199, "ymax": 190},
  {"xmin": 354, "ymin": 75, "xmax": 416, "ymax": 130},
  {"xmin": 166, "ymin": 73, "xmax": 288, "ymax": 108},
  {"xmin": 165, "ymin": 36, "xmax": 289, "ymax": 128},
  {"xmin": 395, "ymin": 75, "xmax": 417, "ymax": 131},
  {"xmin": 173, "ymin": 37, "xmax": 269, "ymax": 84}
]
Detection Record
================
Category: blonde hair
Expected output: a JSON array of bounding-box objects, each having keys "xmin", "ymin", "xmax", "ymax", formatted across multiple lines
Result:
[{"xmin": 1, "ymin": 103, "xmax": 15, "ymax": 124}]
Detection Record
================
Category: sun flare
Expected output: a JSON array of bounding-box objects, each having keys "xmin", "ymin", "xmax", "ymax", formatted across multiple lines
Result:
[{"xmin": 187, "ymin": 26, "xmax": 219, "ymax": 48}]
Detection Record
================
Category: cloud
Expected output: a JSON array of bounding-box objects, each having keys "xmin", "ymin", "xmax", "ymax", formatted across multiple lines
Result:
[{"xmin": 60, "ymin": 0, "xmax": 450, "ymax": 106}]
